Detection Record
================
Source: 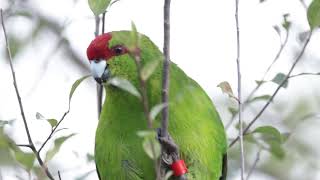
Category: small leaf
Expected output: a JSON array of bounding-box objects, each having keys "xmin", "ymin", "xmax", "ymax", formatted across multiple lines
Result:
[
  {"xmin": 271, "ymin": 73, "xmax": 288, "ymax": 88},
  {"xmin": 36, "ymin": 112, "xmax": 45, "ymax": 120},
  {"xmin": 269, "ymin": 141, "xmax": 285, "ymax": 159},
  {"xmin": 108, "ymin": 77, "xmax": 141, "ymax": 99},
  {"xmin": 0, "ymin": 120, "xmax": 10, "ymax": 127},
  {"xmin": 307, "ymin": 0, "xmax": 320, "ymax": 30},
  {"xmin": 88, "ymin": 0, "xmax": 111, "ymax": 16},
  {"xmin": 273, "ymin": 25, "xmax": 281, "ymax": 37},
  {"xmin": 13, "ymin": 150, "xmax": 35, "ymax": 171},
  {"xmin": 141, "ymin": 60, "xmax": 160, "ymax": 81},
  {"xmin": 252, "ymin": 126, "xmax": 283, "ymax": 143},
  {"xmin": 136, "ymin": 130, "xmax": 156, "ymax": 138},
  {"xmin": 86, "ymin": 153, "xmax": 95, "ymax": 162},
  {"xmin": 282, "ymin": 14, "xmax": 291, "ymax": 30},
  {"xmin": 228, "ymin": 107, "xmax": 238, "ymax": 117},
  {"xmin": 255, "ymin": 80, "xmax": 266, "ymax": 86},
  {"xmin": 217, "ymin": 81, "xmax": 237, "ymax": 100},
  {"xmin": 150, "ymin": 103, "xmax": 167, "ymax": 120},
  {"xmin": 69, "ymin": 75, "xmax": 90, "ymax": 102},
  {"xmin": 47, "ymin": 119, "xmax": 58, "ymax": 128},
  {"xmin": 131, "ymin": 22, "xmax": 140, "ymax": 47},
  {"xmin": 142, "ymin": 138, "xmax": 161, "ymax": 160},
  {"xmin": 45, "ymin": 134, "xmax": 76, "ymax": 162},
  {"xmin": 249, "ymin": 95, "xmax": 271, "ymax": 103}
]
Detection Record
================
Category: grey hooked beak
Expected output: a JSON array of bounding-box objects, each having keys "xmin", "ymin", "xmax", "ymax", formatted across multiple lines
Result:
[{"xmin": 90, "ymin": 60, "xmax": 111, "ymax": 84}]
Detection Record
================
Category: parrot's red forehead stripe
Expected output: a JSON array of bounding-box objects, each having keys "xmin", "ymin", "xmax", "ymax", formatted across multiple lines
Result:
[{"xmin": 87, "ymin": 33, "xmax": 112, "ymax": 60}]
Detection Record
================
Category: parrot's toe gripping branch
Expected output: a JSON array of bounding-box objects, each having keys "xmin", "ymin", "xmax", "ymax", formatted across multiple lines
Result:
[{"xmin": 157, "ymin": 129, "xmax": 188, "ymax": 179}]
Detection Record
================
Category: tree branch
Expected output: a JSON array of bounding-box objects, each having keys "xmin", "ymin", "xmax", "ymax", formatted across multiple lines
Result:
[
  {"xmin": 229, "ymin": 31, "xmax": 313, "ymax": 148},
  {"xmin": 246, "ymin": 149, "xmax": 261, "ymax": 180},
  {"xmin": 234, "ymin": 0, "xmax": 245, "ymax": 179},
  {"xmin": 1, "ymin": 9, "xmax": 54, "ymax": 180},
  {"xmin": 226, "ymin": 26, "xmax": 290, "ymax": 130}
]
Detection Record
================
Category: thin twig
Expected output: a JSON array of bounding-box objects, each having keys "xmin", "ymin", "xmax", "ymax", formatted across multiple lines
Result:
[
  {"xmin": 234, "ymin": 0, "xmax": 245, "ymax": 179},
  {"xmin": 246, "ymin": 149, "xmax": 261, "ymax": 180},
  {"xmin": 1, "ymin": 9, "xmax": 54, "ymax": 180},
  {"xmin": 161, "ymin": 0, "xmax": 171, "ymax": 138},
  {"xmin": 58, "ymin": 171, "xmax": 62, "ymax": 180},
  {"xmin": 16, "ymin": 144, "xmax": 32, "ymax": 148},
  {"xmin": 289, "ymin": 72, "xmax": 320, "ymax": 78},
  {"xmin": 131, "ymin": 49, "xmax": 160, "ymax": 178},
  {"xmin": 226, "ymin": 27, "xmax": 290, "ymax": 130},
  {"xmin": 229, "ymin": 31, "xmax": 313, "ymax": 148},
  {"xmin": 38, "ymin": 110, "xmax": 70, "ymax": 154}
]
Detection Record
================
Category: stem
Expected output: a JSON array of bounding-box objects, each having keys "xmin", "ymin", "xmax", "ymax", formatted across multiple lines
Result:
[
  {"xmin": 226, "ymin": 27, "xmax": 290, "ymax": 130},
  {"xmin": 1, "ymin": 9, "xmax": 54, "ymax": 180},
  {"xmin": 234, "ymin": 0, "xmax": 245, "ymax": 179},
  {"xmin": 229, "ymin": 31, "xmax": 313, "ymax": 148},
  {"xmin": 161, "ymin": 0, "xmax": 171, "ymax": 138},
  {"xmin": 246, "ymin": 149, "xmax": 261, "ymax": 180}
]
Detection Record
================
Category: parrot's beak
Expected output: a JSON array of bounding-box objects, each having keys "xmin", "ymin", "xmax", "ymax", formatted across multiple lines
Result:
[{"xmin": 90, "ymin": 60, "xmax": 110, "ymax": 84}]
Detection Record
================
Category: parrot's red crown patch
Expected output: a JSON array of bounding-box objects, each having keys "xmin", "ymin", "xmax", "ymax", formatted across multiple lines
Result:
[{"xmin": 87, "ymin": 33, "xmax": 112, "ymax": 60}]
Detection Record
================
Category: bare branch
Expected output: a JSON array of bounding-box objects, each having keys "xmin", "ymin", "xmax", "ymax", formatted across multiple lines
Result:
[
  {"xmin": 226, "ymin": 26, "xmax": 290, "ymax": 130},
  {"xmin": 1, "ymin": 9, "xmax": 55, "ymax": 180},
  {"xmin": 246, "ymin": 149, "xmax": 261, "ymax": 180},
  {"xmin": 161, "ymin": 0, "xmax": 171, "ymax": 138},
  {"xmin": 229, "ymin": 31, "xmax": 313, "ymax": 148},
  {"xmin": 234, "ymin": 0, "xmax": 245, "ymax": 179},
  {"xmin": 289, "ymin": 72, "xmax": 320, "ymax": 79},
  {"xmin": 38, "ymin": 110, "xmax": 70, "ymax": 154}
]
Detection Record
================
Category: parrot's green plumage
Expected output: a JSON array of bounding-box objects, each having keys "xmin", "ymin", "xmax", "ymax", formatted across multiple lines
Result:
[{"xmin": 87, "ymin": 31, "xmax": 227, "ymax": 180}]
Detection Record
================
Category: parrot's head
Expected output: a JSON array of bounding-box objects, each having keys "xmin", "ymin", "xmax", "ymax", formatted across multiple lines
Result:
[{"xmin": 86, "ymin": 32, "xmax": 129, "ymax": 84}]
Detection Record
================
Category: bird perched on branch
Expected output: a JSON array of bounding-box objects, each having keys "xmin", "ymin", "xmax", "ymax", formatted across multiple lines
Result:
[{"xmin": 86, "ymin": 31, "xmax": 227, "ymax": 180}]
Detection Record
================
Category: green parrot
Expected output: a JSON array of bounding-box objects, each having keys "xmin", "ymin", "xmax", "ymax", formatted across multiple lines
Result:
[{"xmin": 86, "ymin": 31, "xmax": 227, "ymax": 180}]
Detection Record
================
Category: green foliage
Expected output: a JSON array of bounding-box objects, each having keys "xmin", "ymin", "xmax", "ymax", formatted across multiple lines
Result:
[
  {"xmin": 88, "ymin": 0, "xmax": 111, "ymax": 16},
  {"xmin": 137, "ymin": 130, "xmax": 161, "ymax": 160},
  {"xmin": 13, "ymin": 150, "xmax": 35, "ymax": 171},
  {"xmin": 307, "ymin": 0, "xmax": 320, "ymax": 29},
  {"xmin": 69, "ymin": 75, "xmax": 91, "ymax": 103},
  {"xmin": 45, "ymin": 133, "xmax": 76, "ymax": 162},
  {"xmin": 150, "ymin": 103, "xmax": 167, "ymax": 120},
  {"xmin": 217, "ymin": 81, "xmax": 237, "ymax": 100},
  {"xmin": 36, "ymin": 112, "xmax": 58, "ymax": 129},
  {"xmin": 250, "ymin": 126, "xmax": 290, "ymax": 159},
  {"xmin": 272, "ymin": 73, "xmax": 288, "ymax": 88},
  {"xmin": 249, "ymin": 95, "xmax": 272, "ymax": 103},
  {"xmin": 108, "ymin": 77, "xmax": 141, "ymax": 99},
  {"xmin": 282, "ymin": 14, "xmax": 291, "ymax": 30},
  {"xmin": 141, "ymin": 60, "xmax": 160, "ymax": 81}
]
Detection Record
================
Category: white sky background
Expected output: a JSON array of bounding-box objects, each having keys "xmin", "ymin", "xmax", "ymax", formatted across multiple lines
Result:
[{"xmin": 1, "ymin": 0, "xmax": 320, "ymax": 179}]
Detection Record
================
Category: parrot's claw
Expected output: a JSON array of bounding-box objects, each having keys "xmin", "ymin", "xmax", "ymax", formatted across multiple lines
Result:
[{"xmin": 156, "ymin": 128, "xmax": 180, "ymax": 163}]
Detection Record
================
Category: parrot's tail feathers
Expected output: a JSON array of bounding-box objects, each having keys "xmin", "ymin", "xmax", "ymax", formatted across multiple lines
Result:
[{"xmin": 219, "ymin": 153, "xmax": 228, "ymax": 180}]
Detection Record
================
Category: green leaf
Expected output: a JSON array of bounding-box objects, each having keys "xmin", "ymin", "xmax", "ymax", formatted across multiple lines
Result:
[
  {"xmin": 272, "ymin": 73, "xmax": 288, "ymax": 88},
  {"xmin": 282, "ymin": 14, "xmax": 291, "ymax": 30},
  {"xmin": 86, "ymin": 153, "xmax": 95, "ymax": 162},
  {"xmin": 13, "ymin": 150, "xmax": 35, "ymax": 171},
  {"xmin": 142, "ymin": 138, "xmax": 161, "ymax": 160},
  {"xmin": 47, "ymin": 119, "xmax": 58, "ymax": 128},
  {"xmin": 150, "ymin": 103, "xmax": 167, "ymax": 120},
  {"xmin": 307, "ymin": 0, "xmax": 320, "ymax": 30},
  {"xmin": 217, "ymin": 81, "xmax": 237, "ymax": 100},
  {"xmin": 136, "ymin": 130, "xmax": 156, "ymax": 138},
  {"xmin": 45, "ymin": 134, "xmax": 76, "ymax": 162},
  {"xmin": 108, "ymin": 77, "xmax": 141, "ymax": 99},
  {"xmin": 131, "ymin": 22, "xmax": 139, "ymax": 47},
  {"xmin": 249, "ymin": 95, "xmax": 271, "ymax": 103},
  {"xmin": 0, "ymin": 120, "xmax": 10, "ymax": 127},
  {"xmin": 88, "ymin": 0, "xmax": 111, "ymax": 16},
  {"xmin": 228, "ymin": 107, "xmax": 238, "ymax": 117},
  {"xmin": 269, "ymin": 140, "xmax": 285, "ymax": 159},
  {"xmin": 36, "ymin": 112, "xmax": 45, "ymax": 120},
  {"xmin": 141, "ymin": 60, "xmax": 160, "ymax": 81},
  {"xmin": 69, "ymin": 75, "xmax": 90, "ymax": 102},
  {"xmin": 255, "ymin": 80, "xmax": 266, "ymax": 86},
  {"xmin": 252, "ymin": 126, "xmax": 283, "ymax": 143}
]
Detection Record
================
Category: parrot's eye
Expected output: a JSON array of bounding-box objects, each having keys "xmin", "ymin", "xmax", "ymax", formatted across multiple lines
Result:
[{"xmin": 113, "ymin": 46, "xmax": 124, "ymax": 55}]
